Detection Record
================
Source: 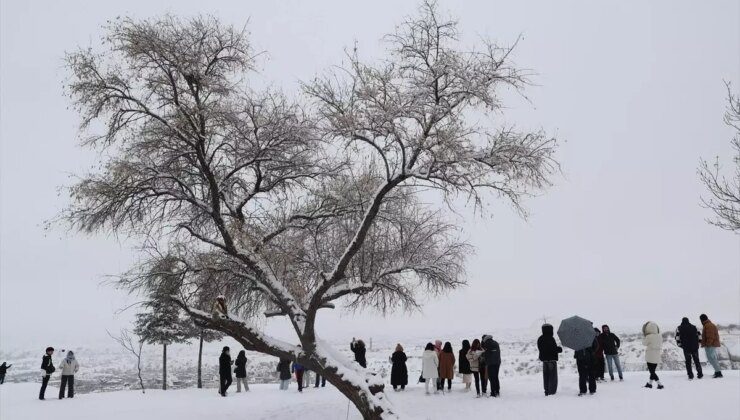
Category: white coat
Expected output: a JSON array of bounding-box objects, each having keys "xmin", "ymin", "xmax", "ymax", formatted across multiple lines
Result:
[
  {"xmin": 466, "ymin": 349, "xmax": 483, "ymax": 372},
  {"xmin": 59, "ymin": 358, "xmax": 79, "ymax": 376},
  {"xmin": 642, "ymin": 321, "xmax": 663, "ymax": 364},
  {"xmin": 421, "ymin": 350, "xmax": 439, "ymax": 380}
]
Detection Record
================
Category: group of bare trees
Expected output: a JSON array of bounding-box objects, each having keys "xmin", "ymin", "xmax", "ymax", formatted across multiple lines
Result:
[{"xmin": 62, "ymin": 2, "xmax": 557, "ymax": 417}]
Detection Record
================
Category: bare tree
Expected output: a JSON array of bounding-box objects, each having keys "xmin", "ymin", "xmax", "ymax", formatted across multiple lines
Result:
[
  {"xmin": 699, "ymin": 82, "xmax": 740, "ymax": 232},
  {"xmin": 63, "ymin": 3, "xmax": 557, "ymax": 418},
  {"xmin": 107, "ymin": 329, "xmax": 145, "ymax": 393}
]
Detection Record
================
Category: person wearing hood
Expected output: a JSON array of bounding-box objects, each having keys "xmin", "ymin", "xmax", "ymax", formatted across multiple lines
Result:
[
  {"xmin": 433, "ymin": 340, "xmax": 443, "ymax": 390},
  {"xmin": 212, "ymin": 295, "xmax": 228, "ymax": 319},
  {"xmin": 58, "ymin": 351, "xmax": 79, "ymax": 399},
  {"xmin": 0, "ymin": 362, "xmax": 12, "ymax": 384},
  {"xmin": 700, "ymin": 314, "xmax": 723, "ymax": 378},
  {"xmin": 421, "ymin": 343, "xmax": 439, "ymax": 395},
  {"xmin": 277, "ymin": 358, "xmax": 292, "ymax": 390},
  {"xmin": 482, "ymin": 335, "xmax": 501, "ymax": 397},
  {"xmin": 574, "ymin": 338, "xmax": 597, "ymax": 396},
  {"xmin": 390, "ymin": 344, "xmax": 408, "ymax": 391},
  {"xmin": 466, "ymin": 339, "xmax": 484, "ymax": 397},
  {"xmin": 593, "ymin": 328, "xmax": 605, "ymax": 381},
  {"xmin": 642, "ymin": 321, "xmax": 664, "ymax": 389},
  {"xmin": 675, "ymin": 317, "xmax": 703, "ymax": 380},
  {"xmin": 537, "ymin": 324, "xmax": 563, "ymax": 396},
  {"xmin": 599, "ymin": 325, "xmax": 623, "ymax": 381},
  {"xmin": 219, "ymin": 346, "xmax": 233, "ymax": 396},
  {"xmin": 458, "ymin": 340, "xmax": 472, "ymax": 391},
  {"xmin": 39, "ymin": 347, "xmax": 55, "ymax": 400},
  {"xmin": 350, "ymin": 338, "xmax": 367, "ymax": 368},
  {"xmin": 234, "ymin": 350, "xmax": 249, "ymax": 392}
]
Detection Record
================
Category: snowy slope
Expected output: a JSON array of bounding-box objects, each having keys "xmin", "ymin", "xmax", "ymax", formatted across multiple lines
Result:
[{"xmin": 2, "ymin": 371, "xmax": 738, "ymax": 420}]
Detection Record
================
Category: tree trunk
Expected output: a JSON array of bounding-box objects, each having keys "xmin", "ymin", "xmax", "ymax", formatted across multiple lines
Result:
[
  {"xmin": 197, "ymin": 334, "xmax": 204, "ymax": 388},
  {"xmin": 162, "ymin": 343, "xmax": 167, "ymax": 391}
]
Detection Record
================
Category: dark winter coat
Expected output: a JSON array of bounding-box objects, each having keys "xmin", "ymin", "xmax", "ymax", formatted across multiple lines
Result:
[
  {"xmin": 41, "ymin": 355, "xmax": 55, "ymax": 375},
  {"xmin": 234, "ymin": 353, "xmax": 247, "ymax": 378},
  {"xmin": 277, "ymin": 359, "xmax": 291, "ymax": 381},
  {"xmin": 574, "ymin": 338, "xmax": 598, "ymax": 362},
  {"xmin": 482, "ymin": 337, "xmax": 501, "ymax": 366},
  {"xmin": 350, "ymin": 342, "xmax": 367, "ymax": 368},
  {"xmin": 458, "ymin": 347, "xmax": 472, "ymax": 374},
  {"xmin": 219, "ymin": 352, "xmax": 232, "ymax": 377},
  {"xmin": 701, "ymin": 319, "xmax": 721, "ymax": 348},
  {"xmin": 537, "ymin": 324, "xmax": 563, "ymax": 362},
  {"xmin": 0, "ymin": 363, "xmax": 10, "ymax": 375},
  {"xmin": 676, "ymin": 319, "xmax": 700, "ymax": 351},
  {"xmin": 390, "ymin": 351, "xmax": 408, "ymax": 386},
  {"xmin": 599, "ymin": 329, "xmax": 620, "ymax": 355}
]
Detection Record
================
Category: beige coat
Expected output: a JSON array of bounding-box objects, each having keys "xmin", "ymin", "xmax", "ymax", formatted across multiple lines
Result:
[
  {"xmin": 642, "ymin": 322, "xmax": 663, "ymax": 364},
  {"xmin": 59, "ymin": 358, "xmax": 79, "ymax": 376}
]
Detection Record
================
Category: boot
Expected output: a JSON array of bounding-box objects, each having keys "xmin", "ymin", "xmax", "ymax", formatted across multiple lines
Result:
[
  {"xmin": 644, "ymin": 381, "xmax": 653, "ymax": 389},
  {"xmin": 657, "ymin": 382, "xmax": 664, "ymax": 390}
]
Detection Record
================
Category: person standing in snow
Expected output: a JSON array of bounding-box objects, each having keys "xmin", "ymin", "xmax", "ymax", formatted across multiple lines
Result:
[
  {"xmin": 466, "ymin": 339, "xmax": 484, "ymax": 397},
  {"xmin": 350, "ymin": 338, "xmax": 367, "ymax": 368},
  {"xmin": 593, "ymin": 328, "xmax": 605, "ymax": 381},
  {"xmin": 0, "ymin": 362, "xmax": 12, "ymax": 384},
  {"xmin": 599, "ymin": 325, "xmax": 623, "ymax": 381},
  {"xmin": 438, "ymin": 342, "xmax": 456, "ymax": 391},
  {"xmin": 482, "ymin": 335, "xmax": 501, "ymax": 397},
  {"xmin": 277, "ymin": 358, "xmax": 291, "ymax": 390},
  {"xmin": 292, "ymin": 361, "xmax": 306, "ymax": 393},
  {"xmin": 421, "ymin": 343, "xmax": 439, "ymax": 395},
  {"xmin": 537, "ymin": 324, "xmax": 563, "ymax": 396},
  {"xmin": 642, "ymin": 321, "xmax": 664, "ymax": 389},
  {"xmin": 58, "ymin": 350, "xmax": 79, "ymax": 399},
  {"xmin": 218, "ymin": 346, "xmax": 233, "ymax": 396},
  {"xmin": 212, "ymin": 295, "xmax": 228, "ymax": 319},
  {"xmin": 700, "ymin": 314, "xmax": 723, "ymax": 378},
  {"xmin": 390, "ymin": 344, "xmax": 408, "ymax": 391},
  {"xmin": 478, "ymin": 334, "xmax": 488, "ymax": 394},
  {"xmin": 574, "ymin": 338, "xmax": 597, "ymax": 396},
  {"xmin": 39, "ymin": 347, "xmax": 55, "ymax": 400},
  {"xmin": 234, "ymin": 350, "xmax": 249, "ymax": 392},
  {"xmin": 314, "ymin": 372, "xmax": 326, "ymax": 388},
  {"xmin": 433, "ymin": 340, "xmax": 443, "ymax": 390},
  {"xmin": 676, "ymin": 317, "xmax": 703, "ymax": 380},
  {"xmin": 458, "ymin": 340, "xmax": 472, "ymax": 392}
]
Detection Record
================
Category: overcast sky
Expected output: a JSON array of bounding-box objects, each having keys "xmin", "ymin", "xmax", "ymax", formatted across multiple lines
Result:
[{"xmin": 1, "ymin": 0, "xmax": 739, "ymax": 351}]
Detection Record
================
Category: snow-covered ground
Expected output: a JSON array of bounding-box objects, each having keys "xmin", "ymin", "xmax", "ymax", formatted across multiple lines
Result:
[{"xmin": 2, "ymin": 371, "xmax": 738, "ymax": 420}]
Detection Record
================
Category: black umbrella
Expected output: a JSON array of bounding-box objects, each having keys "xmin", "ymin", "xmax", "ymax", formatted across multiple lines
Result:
[{"xmin": 557, "ymin": 316, "xmax": 597, "ymax": 351}]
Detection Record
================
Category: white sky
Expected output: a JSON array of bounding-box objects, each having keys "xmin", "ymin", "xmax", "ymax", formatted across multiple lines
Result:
[{"xmin": 1, "ymin": 0, "xmax": 739, "ymax": 351}]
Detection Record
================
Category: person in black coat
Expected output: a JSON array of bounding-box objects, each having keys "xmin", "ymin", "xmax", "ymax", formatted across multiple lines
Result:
[
  {"xmin": 277, "ymin": 358, "xmax": 292, "ymax": 390},
  {"xmin": 482, "ymin": 335, "xmax": 501, "ymax": 397},
  {"xmin": 234, "ymin": 350, "xmax": 249, "ymax": 392},
  {"xmin": 39, "ymin": 347, "xmax": 55, "ymax": 400},
  {"xmin": 0, "ymin": 362, "xmax": 12, "ymax": 384},
  {"xmin": 676, "ymin": 317, "xmax": 703, "ymax": 380},
  {"xmin": 458, "ymin": 340, "xmax": 472, "ymax": 391},
  {"xmin": 537, "ymin": 324, "xmax": 563, "ymax": 396},
  {"xmin": 350, "ymin": 338, "xmax": 367, "ymax": 368},
  {"xmin": 599, "ymin": 325, "xmax": 623, "ymax": 381},
  {"xmin": 574, "ymin": 339, "xmax": 597, "ymax": 396},
  {"xmin": 390, "ymin": 344, "xmax": 408, "ymax": 391},
  {"xmin": 218, "ymin": 346, "xmax": 233, "ymax": 396}
]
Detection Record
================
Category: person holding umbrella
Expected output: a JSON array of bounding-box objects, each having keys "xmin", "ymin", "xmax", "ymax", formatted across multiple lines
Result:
[{"xmin": 557, "ymin": 316, "xmax": 598, "ymax": 396}]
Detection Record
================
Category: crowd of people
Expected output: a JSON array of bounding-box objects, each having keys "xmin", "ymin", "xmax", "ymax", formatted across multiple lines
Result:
[
  {"xmin": 4, "ymin": 313, "xmax": 724, "ymax": 401},
  {"xmin": 270, "ymin": 313, "xmax": 726, "ymax": 398}
]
